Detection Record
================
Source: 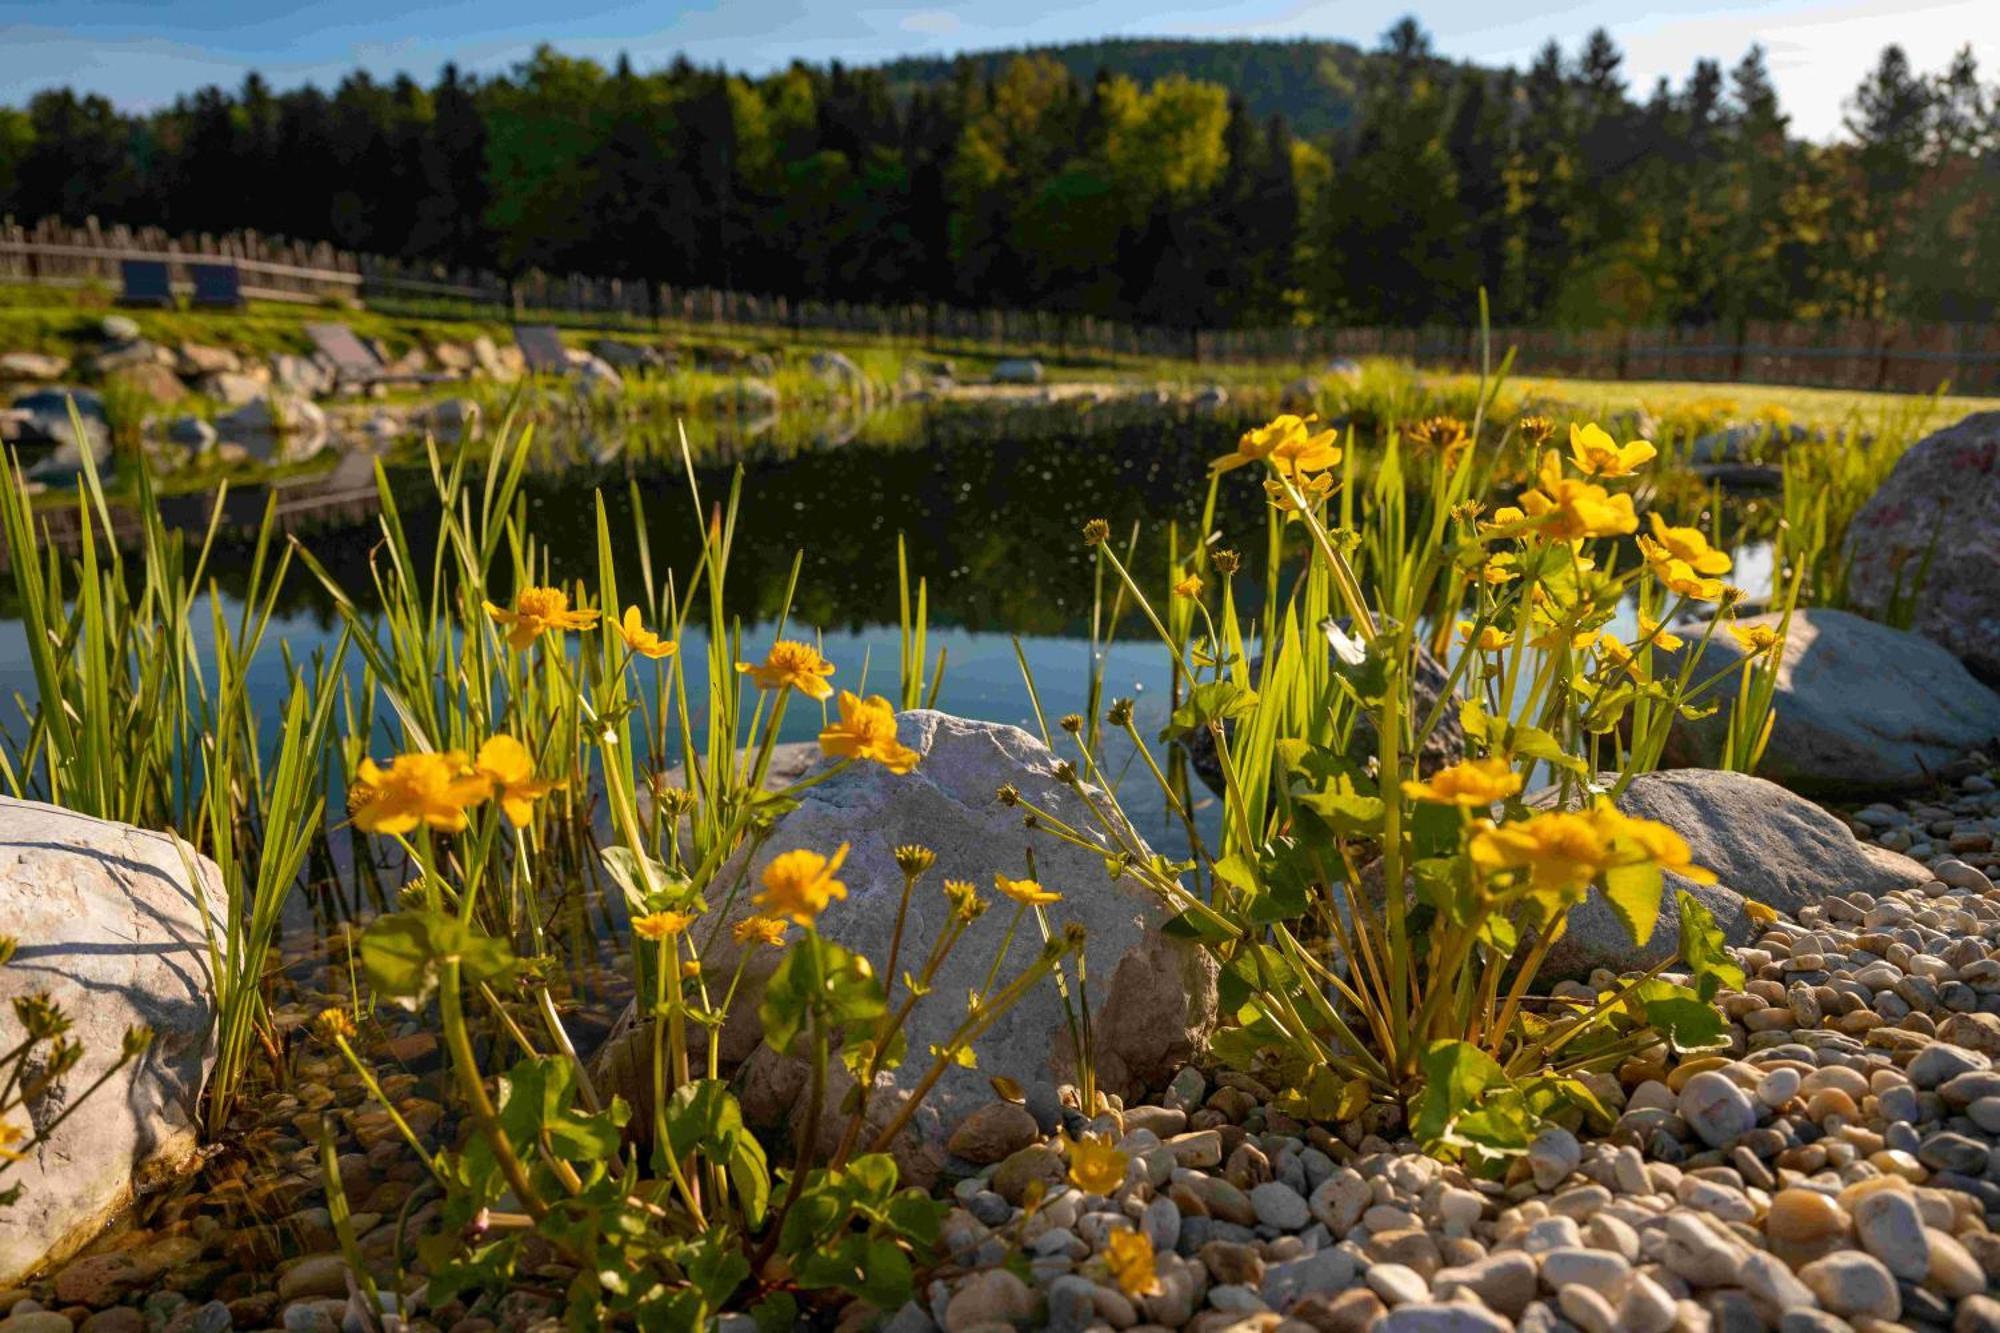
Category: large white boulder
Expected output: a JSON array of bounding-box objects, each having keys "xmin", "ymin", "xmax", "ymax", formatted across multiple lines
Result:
[
  {"xmin": 595, "ymin": 712, "xmax": 1217, "ymax": 1179},
  {"xmin": 1533, "ymin": 770, "xmax": 1931, "ymax": 980},
  {"xmin": 0, "ymin": 798, "xmax": 223, "ymax": 1283},
  {"xmin": 1661, "ymin": 609, "xmax": 2000, "ymax": 795}
]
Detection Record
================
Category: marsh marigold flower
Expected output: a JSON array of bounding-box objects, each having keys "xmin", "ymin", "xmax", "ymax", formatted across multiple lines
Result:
[
  {"xmin": 1643, "ymin": 551, "xmax": 1727, "ymax": 602},
  {"xmin": 1641, "ymin": 513, "xmax": 1732, "ymax": 576},
  {"xmin": 1460, "ymin": 621, "xmax": 1513, "ymax": 653},
  {"xmin": 485, "ymin": 585, "xmax": 598, "ymax": 650},
  {"xmin": 618, "ymin": 607, "xmax": 677, "ymax": 660},
  {"xmin": 632, "ymin": 911, "xmax": 695, "ymax": 942},
  {"xmin": 755, "ymin": 845, "xmax": 849, "ymax": 924},
  {"xmin": 1639, "ymin": 616, "xmax": 1685, "ymax": 652},
  {"xmin": 1214, "ymin": 414, "xmax": 1340, "ymax": 477},
  {"xmin": 1065, "ymin": 1133, "xmax": 1129, "ymax": 1194},
  {"xmin": 476, "ymin": 735, "xmax": 558, "ymax": 825},
  {"xmin": 1469, "ymin": 808, "xmax": 1615, "ymax": 899},
  {"xmin": 1104, "ymin": 1229, "xmax": 1161, "ymax": 1298},
  {"xmin": 995, "ymin": 873, "xmax": 1060, "ymax": 906},
  {"xmin": 1402, "ymin": 757, "xmax": 1523, "ymax": 807},
  {"xmin": 1729, "ymin": 622, "xmax": 1784, "ymax": 657},
  {"xmin": 1265, "ymin": 470, "xmax": 1336, "ymax": 514},
  {"xmin": 1567, "ymin": 422, "xmax": 1656, "ymax": 477},
  {"xmin": 738, "ymin": 639, "xmax": 836, "ymax": 700},
  {"xmin": 1173, "ymin": 572, "xmax": 1204, "ymax": 600},
  {"xmin": 0, "ymin": 1119, "xmax": 27, "ymax": 1163},
  {"xmin": 818, "ymin": 691, "xmax": 920, "ymax": 773},
  {"xmin": 1500, "ymin": 451, "xmax": 1638, "ymax": 542},
  {"xmin": 351, "ymin": 751, "xmax": 490, "ymax": 835},
  {"xmin": 733, "ymin": 915, "xmax": 791, "ymax": 948}
]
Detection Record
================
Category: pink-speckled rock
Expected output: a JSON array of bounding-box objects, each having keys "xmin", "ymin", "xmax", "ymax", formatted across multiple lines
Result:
[{"xmin": 1844, "ymin": 411, "xmax": 2000, "ymax": 685}]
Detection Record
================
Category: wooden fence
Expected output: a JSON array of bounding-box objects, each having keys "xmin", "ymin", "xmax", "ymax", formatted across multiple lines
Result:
[{"xmin": 3, "ymin": 217, "xmax": 1996, "ymax": 393}]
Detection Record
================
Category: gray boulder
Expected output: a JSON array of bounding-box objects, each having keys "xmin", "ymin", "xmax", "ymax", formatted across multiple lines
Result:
[
  {"xmin": 594, "ymin": 711, "xmax": 1217, "ymax": 1180},
  {"xmin": 268, "ymin": 352, "xmax": 331, "ymax": 398},
  {"xmin": 164, "ymin": 415, "xmax": 218, "ymax": 451},
  {"xmin": 1661, "ymin": 609, "xmax": 2000, "ymax": 795},
  {"xmin": 991, "ymin": 358, "xmax": 1045, "ymax": 386},
  {"xmin": 0, "ymin": 798, "xmax": 223, "ymax": 1284},
  {"xmin": 1533, "ymin": 769, "xmax": 1932, "ymax": 979},
  {"xmin": 100, "ymin": 314, "xmax": 140, "ymax": 342},
  {"xmin": 14, "ymin": 388, "xmax": 111, "ymax": 483},
  {"xmin": 413, "ymin": 397, "xmax": 479, "ymax": 441},
  {"xmin": 589, "ymin": 340, "xmax": 664, "ymax": 372},
  {"xmin": 199, "ymin": 371, "xmax": 266, "ymax": 407},
  {"xmin": 174, "ymin": 343, "xmax": 239, "ymax": 377},
  {"xmin": 1845, "ymin": 411, "xmax": 2000, "ymax": 684}
]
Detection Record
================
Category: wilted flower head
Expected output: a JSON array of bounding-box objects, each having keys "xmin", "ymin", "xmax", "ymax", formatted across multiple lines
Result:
[
  {"xmin": 1518, "ymin": 414, "xmax": 1557, "ymax": 445},
  {"xmin": 1059, "ymin": 713, "xmax": 1084, "ymax": 734},
  {"xmin": 1106, "ymin": 698, "xmax": 1135, "ymax": 727},
  {"xmin": 1081, "ymin": 518, "xmax": 1111, "ymax": 547},
  {"xmin": 313, "ymin": 1008, "xmax": 357, "ymax": 1043},
  {"xmin": 943, "ymin": 879, "xmax": 986, "ymax": 921},
  {"xmin": 1210, "ymin": 548, "xmax": 1241, "ymax": 576},
  {"xmin": 996, "ymin": 783, "xmax": 1020, "ymax": 807},
  {"xmin": 894, "ymin": 844, "xmax": 937, "ymax": 876},
  {"xmin": 1407, "ymin": 414, "xmax": 1469, "ymax": 457},
  {"xmin": 733, "ymin": 915, "xmax": 791, "ymax": 948}
]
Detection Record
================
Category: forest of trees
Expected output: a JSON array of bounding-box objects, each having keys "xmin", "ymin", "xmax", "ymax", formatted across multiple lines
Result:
[{"xmin": 1, "ymin": 22, "xmax": 1995, "ymax": 330}]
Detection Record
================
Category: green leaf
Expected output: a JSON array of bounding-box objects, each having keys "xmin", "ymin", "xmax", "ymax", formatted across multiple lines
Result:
[
  {"xmin": 1160, "ymin": 679, "xmax": 1259, "ymax": 741},
  {"xmin": 664, "ymin": 1079, "xmax": 771, "ymax": 1226},
  {"xmin": 1409, "ymin": 1039, "xmax": 1510, "ymax": 1146},
  {"xmin": 1675, "ymin": 890, "xmax": 1746, "ymax": 1001},
  {"xmin": 358, "ymin": 912, "xmax": 439, "ymax": 1010},
  {"xmin": 1601, "ymin": 860, "xmax": 1664, "ymax": 950},
  {"xmin": 1631, "ymin": 978, "xmax": 1729, "ymax": 1052}
]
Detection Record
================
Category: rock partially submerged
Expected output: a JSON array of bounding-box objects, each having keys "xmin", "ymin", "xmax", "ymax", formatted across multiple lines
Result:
[
  {"xmin": 1845, "ymin": 410, "xmax": 2000, "ymax": 684},
  {"xmin": 593, "ymin": 711, "xmax": 1218, "ymax": 1181},
  {"xmin": 0, "ymin": 797, "xmax": 224, "ymax": 1284},
  {"xmin": 1534, "ymin": 770, "xmax": 1932, "ymax": 979},
  {"xmin": 1661, "ymin": 609, "xmax": 2000, "ymax": 796}
]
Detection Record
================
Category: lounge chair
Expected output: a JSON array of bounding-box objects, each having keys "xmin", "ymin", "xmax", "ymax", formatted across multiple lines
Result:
[
  {"xmin": 190, "ymin": 262, "xmax": 244, "ymax": 309},
  {"xmin": 305, "ymin": 322, "xmax": 453, "ymax": 391},
  {"xmin": 514, "ymin": 324, "xmax": 571, "ymax": 376},
  {"xmin": 118, "ymin": 259, "xmax": 175, "ymax": 308}
]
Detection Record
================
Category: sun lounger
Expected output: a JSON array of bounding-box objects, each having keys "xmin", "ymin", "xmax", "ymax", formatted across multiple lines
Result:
[
  {"xmin": 189, "ymin": 262, "xmax": 244, "ymax": 309},
  {"xmin": 514, "ymin": 324, "xmax": 572, "ymax": 376},
  {"xmin": 305, "ymin": 322, "xmax": 453, "ymax": 390},
  {"xmin": 118, "ymin": 259, "xmax": 175, "ymax": 308}
]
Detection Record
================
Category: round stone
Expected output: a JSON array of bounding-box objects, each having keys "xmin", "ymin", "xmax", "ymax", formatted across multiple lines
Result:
[
  {"xmin": 1248, "ymin": 1180, "xmax": 1310, "ymax": 1230},
  {"xmin": 1852, "ymin": 1188, "xmax": 1931, "ymax": 1281},
  {"xmin": 1678, "ymin": 1070, "xmax": 1757, "ymax": 1148},
  {"xmin": 1799, "ymin": 1251, "xmax": 1901, "ymax": 1320}
]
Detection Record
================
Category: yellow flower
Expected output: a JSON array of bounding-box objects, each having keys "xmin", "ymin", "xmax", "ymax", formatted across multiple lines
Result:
[
  {"xmin": 1265, "ymin": 469, "xmax": 1336, "ymax": 513},
  {"xmin": 618, "ymin": 606, "xmax": 677, "ymax": 660},
  {"xmin": 1173, "ymin": 573, "xmax": 1204, "ymax": 600},
  {"xmin": 1065, "ymin": 1133, "xmax": 1129, "ymax": 1194},
  {"xmin": 1215, "ymin": 414, "xmax": 1341, "ymax": 477},
  {"xmin": 1460, "ymin": 621, "xmax": 1513, "ymax": 652},
  {"xmin": 351, "ymin": 751, "xmax": 491, "ymax": 835},
  {"xmin": 1639, "ymin": 616, "xmax": 1684, "ymax": 652},
  {"xmin": 1470, "ymin": 809, "xmax": 1614, "ymax": 899},
  {"xmin": 755, "ymin": 845, "xmax": 849, "ymax": 924},
  {"xmin": 1478, "ymin": 556, "xmax": 1519, "ymax": 585},
  {"xmin": 312, "ymin": 1009, "xmax": 356, "ymax": 1043},
  {"xmin": 1567, "ymin": 422, "xmax": 1656, "ymax": 477},
  {"xmin": 738, "ymin": 639, "xmax": 836, "ymax": 700},
  {"xmin": 484, "ymin": 585, "xmax": 598, "ymax": 650},
  {"xmin": 476, "ymin": 735, "xmax": 559, "ymax": 826},
  {"xmin": 818, "ymin": 691, "xmax": 920, "ymax": 773},
  {"xmin": 1104, "ymin": 1228, "xmax": 1161, "ymax": 1298},
  {"xmin": 1402, "ymin": 757, "xmax": 1523, "ymax": 806},
  {"xmin": 1597, "ymin": 636, "xmax": 1639, "ymax": 679},
  {"xmin": 995, "ymin": 873, "xmax": 1061, "ymax": 906},
  {"xmin": 1643, "ymin": 513, "xmax": 1732, "ymax": 575},
  {"xmin": 1641, "ymin": 547, "xmax": 1728, "ymax": 602},
  {"xmin": 1729, "ymin": 622, "xmax": 1784, "ymax": 657},
  {"xmin": 1509, "ymin": 451, "xmax": 1639, "ymax": 541},
  {"xmin": 0, "ymin": 1119, "xmax": 27, "ymax": 1163},
  {"xmin": 632, "ymin": 911, "xmax": 695, "ymax": 941},
  {"xmin": 1406, "ymin": 414, "xmax": 1470, "ymax": 459},
  {"xmin": 733, "ymin": 915, "xmax": 791, "ymax": 948}
]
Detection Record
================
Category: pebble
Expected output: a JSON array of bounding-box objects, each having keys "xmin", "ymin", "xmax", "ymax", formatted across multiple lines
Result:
[
  {"xmin": 1799, "ymin": 1250, "xmax": 1902, "ymax": 1320},
  {"xmin": 1248, "ymin": 1181, "xmax": 1309, "ymax": 1231}
]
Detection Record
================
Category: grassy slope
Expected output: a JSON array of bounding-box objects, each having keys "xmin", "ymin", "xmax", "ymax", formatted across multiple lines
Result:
[{"xmin": 5, "ymin": 283, "xmax": 1996, "ymax": 435}]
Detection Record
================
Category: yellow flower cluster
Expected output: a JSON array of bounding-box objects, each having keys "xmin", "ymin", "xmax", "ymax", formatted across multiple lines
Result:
[
  {"xmin": 351, "ymin": 735, "xmax": 557, "ymax": 835},
  {"xmin": 1213, "ymin": 413, "xmax": 1342, "ymax": 478},
  {"xmin": 1486, "ymin": 449, "xmax": 1638, "ymax": 542},
  {"xmin": 738, "ymin": 639, "xmax": 837, "ymax": 700},
  {"xmin": 1469, "ymin": 799, "xmax": 1716, "ymax": 901},
  {"xmin": 1402, "ymin": 758, "xmax": 1523, "ymax": 807},
  {"xmin": 1638, "ymin": 514, "xmax": 1733, "ymax": 602},
  {"xmin": 754, "ymin": 844, "xmax": 850, "ymax": 924}
]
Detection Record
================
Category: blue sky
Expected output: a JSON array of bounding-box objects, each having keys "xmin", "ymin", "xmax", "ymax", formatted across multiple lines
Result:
[{"xmin": 1, "ymin": 0, "xmax": 1991, "ymax": 140}]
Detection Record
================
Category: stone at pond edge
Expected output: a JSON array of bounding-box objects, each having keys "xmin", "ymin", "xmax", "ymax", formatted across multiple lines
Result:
[
  {"xmin": 0, "ymin": 797, "xmax": 224, "ymax": 1285},
  {"xmin": 1845, "ymin": 410, "xmax": 2000, "ymax": 684},
  {"xmin": 1530, "ymin": 769, "xmax": 1932, "ymax": 979},
  {"xmin": 1659, "ymin": 609, "xmax": 2000, "ymax": 796},
  {"xmin": 590, "ymin": 711, "xmax": 1218, "ymax": 1184}
]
